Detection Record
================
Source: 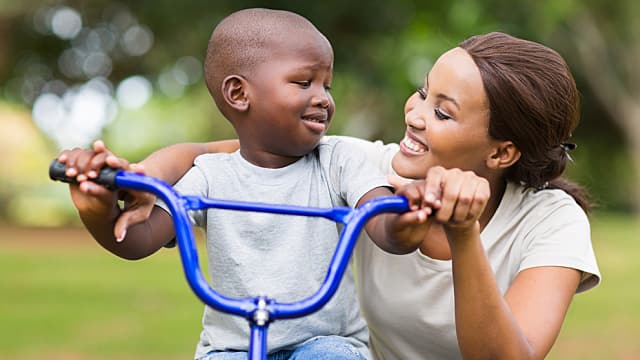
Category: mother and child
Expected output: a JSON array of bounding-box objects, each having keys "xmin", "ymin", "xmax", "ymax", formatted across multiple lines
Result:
[{"xmin": 58, "ymin": 7, "xmax": 600, "ymax": 360}]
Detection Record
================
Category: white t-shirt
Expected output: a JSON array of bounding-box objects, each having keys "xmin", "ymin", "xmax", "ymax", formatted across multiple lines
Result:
[{"xmin": 332, "ymin": 136, "xmax": 601, "ymax": 360}]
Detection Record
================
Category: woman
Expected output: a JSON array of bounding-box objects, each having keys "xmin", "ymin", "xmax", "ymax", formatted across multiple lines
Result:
[{"xmin": 60, "ymin": 32, "xmax": 600, "ymax": 359}]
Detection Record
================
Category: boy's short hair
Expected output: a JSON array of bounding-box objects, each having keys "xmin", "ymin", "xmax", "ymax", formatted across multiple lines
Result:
[{"xmin": 204, "ymin": 8, "xmax": 325, "ymax": 111}]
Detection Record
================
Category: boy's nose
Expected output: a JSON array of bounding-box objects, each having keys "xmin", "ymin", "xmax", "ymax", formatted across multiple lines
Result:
[{"xmin": 311, "ymin": 91, "xmax": 330, "ymax": 108}]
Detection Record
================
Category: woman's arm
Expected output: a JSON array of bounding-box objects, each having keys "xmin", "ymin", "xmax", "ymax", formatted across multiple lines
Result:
[
  {"xmin": 139, "ymin": 140, "xmax": 239, "ymax": 184},
  {"xmin": 392, "ymin": 166, "xmax": 580, "ymax": 359},
  {"xmin": 412, "ymin": 166, "xmax": 581, "ymax": 359},
  {"xmin": 449, "ymin": 229, "xmax": 580, "ymax": 360}
]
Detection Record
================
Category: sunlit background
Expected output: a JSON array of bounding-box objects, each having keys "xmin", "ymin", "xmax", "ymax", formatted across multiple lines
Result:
[{"xmin": 1, "ymin": 1, "xmax": 639, "ymax": 359}]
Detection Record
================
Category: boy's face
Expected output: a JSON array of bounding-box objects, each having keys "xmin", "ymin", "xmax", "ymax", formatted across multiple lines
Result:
[{"xmin": 242, "ymin": 33, "xmax": 335, "ymax": 160}]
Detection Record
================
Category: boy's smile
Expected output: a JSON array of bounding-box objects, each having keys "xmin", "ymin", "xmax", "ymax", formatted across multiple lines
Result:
[{"xmin": 301, "ymin": 110, "xmax": 330, "ymax": 133}]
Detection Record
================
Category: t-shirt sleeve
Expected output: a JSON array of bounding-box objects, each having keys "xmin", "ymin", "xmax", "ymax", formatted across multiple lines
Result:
[
  {"xmin": 155, "ymin": 158, "xmax": 209, "ymax": 227},
  {"xmin": 329, "ymin": 135, "xmax": 398, "ymax": 176},
  {"xmin": 519, "ymin": 203, "xmax": 601, "ymax": 293},
  {"xmin": 325, "ymin": 137, "xmax": 393, "ymax": 208}
]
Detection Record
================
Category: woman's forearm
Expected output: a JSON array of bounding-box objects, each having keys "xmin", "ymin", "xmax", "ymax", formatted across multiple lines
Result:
[
  {"xmin": 140, "ymin": 140, "xmax": 239, "ymax": 184},
  {"xmin": 447, "ymin": 227, "xmax": 536, "ymax": 360}
]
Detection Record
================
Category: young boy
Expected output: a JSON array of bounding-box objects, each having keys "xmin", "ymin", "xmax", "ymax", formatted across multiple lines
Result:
[{"xmin": 61, "ymin": 8, "xmax": 428, "ymax": 360}]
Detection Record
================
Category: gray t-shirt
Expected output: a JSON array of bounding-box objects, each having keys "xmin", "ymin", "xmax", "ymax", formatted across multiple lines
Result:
[{"xmin": 158, "ymin": 136, "xmax": 388, "ymax": 358}]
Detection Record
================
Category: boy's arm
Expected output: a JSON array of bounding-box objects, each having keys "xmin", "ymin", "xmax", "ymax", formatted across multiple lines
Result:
[
  {"xmin": 358, "ymin": 186, "xmax": 431, "ymax": 255},
  {"xmin": 58, "ymin": 142, "xmax": 179, "ymax": 258},
  {"xmin": 112, "ymin": 140, "xmax": 239, "ymax": 235},
  {"xmin": 80, "ymin": 203, "xmax": 175, "ymax": 260}
]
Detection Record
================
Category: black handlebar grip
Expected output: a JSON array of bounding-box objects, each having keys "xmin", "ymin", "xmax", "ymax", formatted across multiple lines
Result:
[{"xmin": 49, "ymin": 159, "xmax": 119, "ymax": 190}]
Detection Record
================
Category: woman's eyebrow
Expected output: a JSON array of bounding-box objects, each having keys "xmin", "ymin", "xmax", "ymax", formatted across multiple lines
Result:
[
  {"xmin": 436, "ymin": 93, "xmax": 460, "ymax": 110},
  {"xmin": 426, "ymin": 77, "xmax": 461, "ymax": 110},
  {"xmin": 425, "ymin": 76, "xmax": 460, "ymax": 110}
]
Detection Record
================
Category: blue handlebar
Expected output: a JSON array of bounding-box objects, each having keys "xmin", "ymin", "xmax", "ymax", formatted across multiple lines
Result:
[
  {"xmin": 49, "ymin": 160, "xmax": 410, "ymax": 359},
  {"xmin": 114, "ymin": 170, "xmax": 409, "ymax": 318}
]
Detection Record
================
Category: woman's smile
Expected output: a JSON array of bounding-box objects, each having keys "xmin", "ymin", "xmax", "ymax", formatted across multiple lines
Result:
[{"xmin": 400, "ymin": 133, "xmax": 429, "ymax": 155}]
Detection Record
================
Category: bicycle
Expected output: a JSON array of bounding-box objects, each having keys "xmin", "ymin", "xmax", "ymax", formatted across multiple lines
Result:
[{"xmin": 49, "ymin": 159, "xmax": 409, "ymax": 360}]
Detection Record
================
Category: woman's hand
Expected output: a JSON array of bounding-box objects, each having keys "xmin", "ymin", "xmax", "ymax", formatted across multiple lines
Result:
[{"xmin": 389, "ymin": 166, "xmax": 490, "ymax": 237}]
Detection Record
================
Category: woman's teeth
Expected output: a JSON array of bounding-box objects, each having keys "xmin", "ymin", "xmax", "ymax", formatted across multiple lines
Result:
[{"xmin": 402, "ymin": 136, "xmax": 427, "ymax": 153}]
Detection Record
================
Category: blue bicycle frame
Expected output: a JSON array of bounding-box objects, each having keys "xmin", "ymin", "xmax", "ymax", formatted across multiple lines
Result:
[{"xmin": 49, "ymin": 160, "xmax": 409, "ymax": 359}]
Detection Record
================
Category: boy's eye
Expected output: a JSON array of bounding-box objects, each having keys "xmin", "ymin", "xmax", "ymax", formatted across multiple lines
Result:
[
  {"xmin": 324, "ymin": 85, "xmax": 332, "ymax": 91},
  {"xmin": 434, "ymin": 107, "xmax": 451, "ymax": 120},
  {"xmin": 294, "ymin": 81, "xmax": 311, "ymax": 88}
]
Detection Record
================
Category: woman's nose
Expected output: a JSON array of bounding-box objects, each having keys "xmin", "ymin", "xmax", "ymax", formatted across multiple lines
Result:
[{"xmin": 405, "ymin": 108, "xmax": 426, "ymax": 130}]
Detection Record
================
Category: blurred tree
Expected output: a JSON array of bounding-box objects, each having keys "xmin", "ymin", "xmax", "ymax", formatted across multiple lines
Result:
[
  {"xmin": 458, "ymin": 0, "xmax": 639, "ymax": 211},
  {"xmin": 559, "ymin": 1, "xmax": 640, "ymax": 211},
  {"xmin": 0, "ymin": 0, "xmax": 635, "ymax": 224}
]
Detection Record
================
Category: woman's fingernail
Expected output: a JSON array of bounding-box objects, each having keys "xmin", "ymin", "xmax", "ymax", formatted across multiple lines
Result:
[
  {"xmin": 116, "ymin": 230, "xmax": 126, "ymax": 243},
  {"xmin": 425, "ymin": 193, "xmax": 435, "ymax": 202},
  {"xmin": 66, "ymin": 168, "xmax": 77, "ymax": 176}
]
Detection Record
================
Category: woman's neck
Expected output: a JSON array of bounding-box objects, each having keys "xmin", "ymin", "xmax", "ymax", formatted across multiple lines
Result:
[{"xmin": 479, "ymin": 177, "xmax": 507, "ymax": 230}]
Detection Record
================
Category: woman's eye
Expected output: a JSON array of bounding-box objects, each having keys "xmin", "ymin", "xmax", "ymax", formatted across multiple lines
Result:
[
  {"xmin": 434, "ymin": 107, "xmax": 451, "ymax": 120},
  {"xmin": 416, "ymin": 87, "xmax": 427, "ymax": 100}
]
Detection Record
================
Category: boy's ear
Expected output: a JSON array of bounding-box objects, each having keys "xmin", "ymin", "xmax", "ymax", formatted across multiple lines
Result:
[
  {"xmin": 486, "ymin": 141, "xmax": 521, "ymax": 169},
  {"xmin": 221, "ymin": 75, "xmax": 249, "ymax": 112}
]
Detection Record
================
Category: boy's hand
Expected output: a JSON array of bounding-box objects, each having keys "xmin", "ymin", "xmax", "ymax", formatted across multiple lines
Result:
[
  {"xmin": 58, "ymin": 140, "xmax": 131, "ymax": 183},
  {"xmin": 387, "ymin": 175, "xmax": 433, "ymax": 249},
  {"xmin": 113, "ymin": 189, "xmax": 156, "ymax": 242},
  {"xmin": 57, "ymin": 140, "xmax": 154, "ymax": 241},
  {"xmin": 58, "ymin": 140, "xmax": 122, "ymax": 215}
]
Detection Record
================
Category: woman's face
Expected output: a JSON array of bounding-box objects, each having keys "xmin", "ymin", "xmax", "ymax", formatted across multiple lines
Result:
[{"xmin": 392, "ymin": 47, "xmax": 496, "ymax": 179}]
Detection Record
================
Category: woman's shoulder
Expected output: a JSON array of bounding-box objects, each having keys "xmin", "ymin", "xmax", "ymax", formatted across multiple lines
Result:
[
  {"xmin": 486, "ymin": 181, "xmax": 590, "ymax": 245},
  {"xmin": 503, "ymin": 181, "xmax": 586, "ymax": 218},
  {"xmin": 498, "ymin": 182, "xmax": 600, "ymax": 292}
]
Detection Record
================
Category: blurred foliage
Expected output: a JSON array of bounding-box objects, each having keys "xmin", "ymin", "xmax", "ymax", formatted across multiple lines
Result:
[{"xmin": 0, "ymin": 0, "xmax": 636, "ymax": 225}]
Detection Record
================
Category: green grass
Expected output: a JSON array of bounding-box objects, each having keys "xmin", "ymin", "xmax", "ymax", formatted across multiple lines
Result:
[
  {"xmin": 0, "ymin": 228, "xmax": 204, "ymax": 360},
  {"xmin": 1, "ymin": 213, "xmax": 638, "ymax": 359},
  {"xmin": 548, "ymin": 213, "xmax": 640, "ymax": 359}
]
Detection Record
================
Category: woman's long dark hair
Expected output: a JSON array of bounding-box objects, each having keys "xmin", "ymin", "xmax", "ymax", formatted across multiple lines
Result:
[{"xmin": 459, "ymin": 32, "xmax": 591, "ymax": 212}]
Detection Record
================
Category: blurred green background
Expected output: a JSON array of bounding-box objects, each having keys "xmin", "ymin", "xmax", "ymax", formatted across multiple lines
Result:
[{"xmin": 1, "ymin": 0, "xmax": 638, "ymax": 359}]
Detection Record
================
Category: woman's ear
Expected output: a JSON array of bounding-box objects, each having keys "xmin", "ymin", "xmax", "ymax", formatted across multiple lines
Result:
[
  {"xmin": 486, "ymin": 141, "xmax": 521, "ymax": 169},
  {"xmin": 221, "ymin": 75, "xmax": 249, "ymax": 112}
]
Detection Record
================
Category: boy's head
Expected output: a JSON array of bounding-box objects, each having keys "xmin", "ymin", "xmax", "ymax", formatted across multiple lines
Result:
[{"xmin": 204, "ymin": 8, "xmax": 335, "ymax": 162}]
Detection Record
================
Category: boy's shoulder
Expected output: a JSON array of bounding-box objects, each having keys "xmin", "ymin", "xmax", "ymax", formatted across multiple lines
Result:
[
  {"xmin": 316, "ymin": 135, "xmax": 355, "ymax": 154},
  {"xmin": 193, "ymin": 152, "xmax": 235, "ymax": 169},
  {"xmin": 193, "ymin": 151, "xmax": 236, "ymax": 165}
]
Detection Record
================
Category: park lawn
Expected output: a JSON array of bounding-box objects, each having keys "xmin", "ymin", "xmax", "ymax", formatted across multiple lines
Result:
[
  {"xmin": 1, "ymin": 212, "xmax": 639, "ymax": 360},
  {"xmin": 0, "ymin": 227, "xmax": 205, "ymax": 360},
  {"xmin": 548, "ymin": 212, "xmax": 640, "ymax": 360}
]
